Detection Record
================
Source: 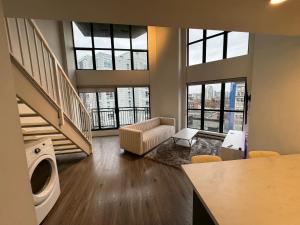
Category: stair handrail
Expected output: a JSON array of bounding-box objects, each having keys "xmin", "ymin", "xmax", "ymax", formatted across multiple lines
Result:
[
  {"xmin": 5, "ymin": 17, "xmax": 92, "ymax": 143},
  {"xmin": 27, "ymin": 19, "xmax": 90, "ymax": 118}
]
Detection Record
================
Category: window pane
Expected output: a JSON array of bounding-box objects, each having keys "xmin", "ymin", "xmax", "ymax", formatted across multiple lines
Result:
[
  {"xmin": 204, "ymin": 111, "xmax": 220, "ymax": 132},
  {"xmin": 206, "ymin": 36, "xmax": 224, "ymax": 63},
  {"xmin": 132, "ymin": 26, "xmax": 148, "ymax": 50},
  {"xmin": 98, "ymin": 91, "xmax": 117, "ymax": 129},
  {"xmin": 189, "ymin": 42, "xmax": 203, "ymax": 66},
  {"xmin": 227, "ymin": 32, "xmax": 249, "ymax": 58},
  {"xmin": 76, "ymin": 50, "xmax": 93, "ymax": 69},
  {"xmin": 207, "ymin": 29, "xmax": 223, "ymax": 37},
  {"xmin": 188, "ymin": 110, "xmax": 201, "ymax": 129},
  {"xmin": 113, "ymin": 25, "xmax": 130, "ymax": 49},
  {"xmin": 115, "ymin": 51, "xmax": 131, "ymax": 70},
  {"xmin": 118, "ymin": 88, "xmax": 134, "ymax": 126},
  {"xmin": 189, "ymin": 29, "xmax": 203, "ymax": 43},
  {"xmin": 133, "ymin": 52, "xmax": 147, "ymax": 70},
  {"xmin": 79, "ymin": 93, "xmax": 99, "ymax": 130},
  {"xmin": 134, "ymin": 87, "xmax": 150, "ymax": 122},
  {"xmin": 205, "ymin": 83, "xmax": 221, "ymax": 109},
  {"xmin": 134, "ymin": 87, "xmax": 150, "ymax": 107},
  {"xmin": 98, "ymin": 91, "xmax": 115, "ymax": 109},
  {"xmin": 72, "ymin": 22, "xmax": 92, "ymax": 48},
  {"xmin": 188, "ymin": 85, "xmax": 202, "ymax": 109},
  {"xmin": 117, "ymin": 88, "xmax": 134, "ymax": 107},
  {"xmin": 93, "ymin": 24, "xmax": 111, "ymax": 48},
  {"xmin": 223, "ymin": 112, "xmax": 244, "ymax": 133},
  {"xmin": 224, "ymin": 82, "xmax": 245, "ymax": 110},
  {"xmin": 95, "ymin": 50, "xmax": 113, "ymax": 70}
]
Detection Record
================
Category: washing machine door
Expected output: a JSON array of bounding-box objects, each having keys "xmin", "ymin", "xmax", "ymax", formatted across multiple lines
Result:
[{"xmin": 29, "ymin": 154, "xmax": 57, "ymax": 206}]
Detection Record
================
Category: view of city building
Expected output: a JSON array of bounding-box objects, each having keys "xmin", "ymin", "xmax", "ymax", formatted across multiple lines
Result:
[
  {"xmin": 187, "ymin": 82, "xmax": 245, "ymax": 133},
  {"xmin": 80, "ymin": 87, "xmax": 150, "ymax": 130},
  {"xmin": 77, "ymin": 51, "xmax": 147, "ymax": 70}
]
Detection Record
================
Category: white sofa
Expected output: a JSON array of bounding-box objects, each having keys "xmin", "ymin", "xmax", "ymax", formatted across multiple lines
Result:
[{"xmin": 119, "ymin": 117, "xmax": 175, "ymax": 155}]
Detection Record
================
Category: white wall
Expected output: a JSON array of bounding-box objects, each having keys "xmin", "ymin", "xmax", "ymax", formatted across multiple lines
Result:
[
  {"xmin": 4, "ymin": 0, "xmax": 300, "ymax": 36},
  {"xmin": 61, "ymin": 21, "xmax": 77, "ymax": 87},
  {"xmin": 149, "ymin": 27, "xmax": 183, "ymax": 130},
  {"xmin": 187, "ymin": 56, "xmax": 250, "ymax": 83},
  {"xmin": 248, "ymin": 34, "xmax": 300, "ymax": 155},
  {"xmin": 77, "ymin": 70, "xmax": 149, "ymax": 87},
  {"xmin": 34, "ymin": 19, "xmax": 78, "ymax": 87},
  {"xmin": 0, "ymin": 1, "xmax": 37, "ymax": 224}
]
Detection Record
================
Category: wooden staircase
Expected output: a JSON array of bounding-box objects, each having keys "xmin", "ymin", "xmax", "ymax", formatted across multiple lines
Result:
[{"xmin": 6, "ymin": 18, "xmax": 92, "ymax": 155}]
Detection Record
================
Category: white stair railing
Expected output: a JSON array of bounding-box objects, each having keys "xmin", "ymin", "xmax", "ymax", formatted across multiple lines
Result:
[{"xmin": 5, "ymin": 18, "xmax": 92, "ymax": 144}]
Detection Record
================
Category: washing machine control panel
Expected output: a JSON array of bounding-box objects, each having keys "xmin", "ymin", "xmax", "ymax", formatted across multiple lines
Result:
[{"xmin": 34, "ymin": 148, "xmax": 41, "ymax": 154}]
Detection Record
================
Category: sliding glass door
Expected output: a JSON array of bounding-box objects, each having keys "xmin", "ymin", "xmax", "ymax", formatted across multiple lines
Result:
[
  {"xmin": 97, "ymin": 91, "xmax": 117, "ymax": 129},
  {"xmin": 80, "ymin": 86, "xmax": 150, "ymax": 130},
  {"xmin": 117, "ymin": 87, "xmax": 150, "ymax": 126},
  {"xmin": 117, "ymin": 88, "xmax": 135, "ymax": 126}
]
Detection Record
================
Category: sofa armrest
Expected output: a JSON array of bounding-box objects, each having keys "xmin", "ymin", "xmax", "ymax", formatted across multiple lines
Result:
[
  {"xmin": 159, "ymin": 117, "xmax": 176, "ymax": 126},
  {"xmin": 119, "ymin": 127, "xmax": 143, "ymax": 154}
]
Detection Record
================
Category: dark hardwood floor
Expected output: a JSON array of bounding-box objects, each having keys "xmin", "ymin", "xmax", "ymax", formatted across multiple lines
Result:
[{"xmin": 43, "ymin": 136, "xmax": 193, "ymax": 225}]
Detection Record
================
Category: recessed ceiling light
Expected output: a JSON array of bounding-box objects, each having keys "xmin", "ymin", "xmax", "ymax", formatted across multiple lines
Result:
[{"xmin": 270, "ymin": 0, "xmax": 287, "ymax": 5}]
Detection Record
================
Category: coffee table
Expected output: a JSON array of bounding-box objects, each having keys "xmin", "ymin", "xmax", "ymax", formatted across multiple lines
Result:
[{"xmin": 172, "ymin": 128, "xmax": 199, "ymax": 147}]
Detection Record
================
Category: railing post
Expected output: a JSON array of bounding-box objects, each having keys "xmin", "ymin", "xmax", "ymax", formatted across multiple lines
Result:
[
  {"xmin": 15, "ymin": 18, "xmax": 24, "ymax": 65},
  {"xmin": 53, "ymin": 60, "xmax": 64, "ymax": 127}
]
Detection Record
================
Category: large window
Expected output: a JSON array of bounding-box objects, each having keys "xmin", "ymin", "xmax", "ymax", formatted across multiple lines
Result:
[
  {"xmin": 188, "ymin": 29, "xmax": 249, "ymax": 66},
  {"xmin": 187, "ymin": 80, "xmax": 246, "ymax": 133},
  {"xmin": 72, "ymin": 22, "xmax": 148, "ymax": 71},
  {"xmin": 80, "ymin": 87, "xmax": 150, "ymax": 130}
]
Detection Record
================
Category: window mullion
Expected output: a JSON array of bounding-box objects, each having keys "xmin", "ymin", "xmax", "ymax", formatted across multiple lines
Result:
[
  {"xmin": 203, "ymin": 30, "xmax": 207, "ymax": 63},
  {"xmin": 223, "ymin": 32, "xmax": 228, "ymax": 59},
  {"xmin": 96, "ymin": 92, "xmax": 102, "ymax": 130},
  {"xmin": 129, "ymin": 25, "xmax": 134, "ymax": 70},
  {"xmin": 201, "ymin": 84, "xmax": 205, "ymax": 130},
  {"xmin": 110, "ymin": 24, "xmax": 116, "ymax": 70},
  {"xmin": 90, "ymin": 23, "xmax": 96, "ymax": 70},
  {"xmin": 115, "ymin": 88, "xmax": 120, "ymax": 128},
  {"xmin": 132, "ymin": 87, "xmax": 136, "ymax": 122},
  {"xmin": 219, "ymin": 83, "xmax": 225, "ymax": 133}
]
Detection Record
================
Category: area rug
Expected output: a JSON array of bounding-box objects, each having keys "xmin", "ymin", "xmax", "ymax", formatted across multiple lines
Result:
[{"xmin": 144, "ymin": 136, "xmax": 223, "ymax": 168}]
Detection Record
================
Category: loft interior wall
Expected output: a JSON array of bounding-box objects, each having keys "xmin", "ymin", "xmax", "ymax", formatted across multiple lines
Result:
[
  {"xmin": 77, "ymin": 70, "xmax": 150, "ymax": 87},
  {"xmin": 149, "ymin": 27, "xmax": 183, "ymax": 130},
  {"xmin": 33, "ymin": 19, "xmax": 77, "ymax": 87},
  {"xmin": 62, "ymin": 21, "xmax": 77, "ymax": 87},
  {"xmin": 248, "ymin": 34, "xmax": 300, "ymax": 155},
  {"xmin": 34, "ymin": 19, "xmax": 66, "ymax": 69},
  {"xmin": 3, "ymin": 0, "xmax": 300, "ymax": 36},
  {"xmin": 76, "ymin": 26, "xmax": 184, "ymax": 131},
  {"xmin": 0, "ymin": 0, "xmax": 37, "ymax": 224}
]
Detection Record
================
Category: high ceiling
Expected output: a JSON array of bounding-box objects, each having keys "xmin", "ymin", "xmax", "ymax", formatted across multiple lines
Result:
[{"xmin": 3, "ymin": 0, "xmax": 300, "ymax": 36}]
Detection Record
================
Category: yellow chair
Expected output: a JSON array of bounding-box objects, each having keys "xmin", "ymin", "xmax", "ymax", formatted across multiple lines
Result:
[
  {"xmin": 191, "ymin": 155, "xmax": 222, "ymax": 164},
  {"xmin": 248, "ymin": 150, "xmax": 280, "ymax": 159}
]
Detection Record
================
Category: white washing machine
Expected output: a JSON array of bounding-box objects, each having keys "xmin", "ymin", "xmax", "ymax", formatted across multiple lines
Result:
[{"xmin": 25, "ymin": 138, "xmax": 60, "ymax": 224}]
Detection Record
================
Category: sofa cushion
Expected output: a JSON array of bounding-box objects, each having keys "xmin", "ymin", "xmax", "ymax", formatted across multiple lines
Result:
[
  {"xmin": 142, "ymin": 125, "xmax": 175, "ymax": 151},
  {"xmin": 130, "ymin": 118, "xmax": 160, "ymax": 131}
]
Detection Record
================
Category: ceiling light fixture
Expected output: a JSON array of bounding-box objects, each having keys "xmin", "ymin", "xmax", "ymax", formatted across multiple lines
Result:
[{"xmin": 270, "ymin": 0, "xmax": 287, "ymax": 5}]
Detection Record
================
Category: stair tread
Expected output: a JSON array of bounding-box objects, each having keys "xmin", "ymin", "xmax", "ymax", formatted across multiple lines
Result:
[
  {"xmin": 23, "ymin": 135, "xmax": 67, "ymax": 141},
  {"xmin": 22, "ymin": 129, "xmax": 60, "ymax": 136},
  {"xmin": 55, "ymin": 149, "xmax": 83, "ymax": 155},
  {"xmin": 54, "ymin": 145, "xmax": 78, "ymax": 150}
]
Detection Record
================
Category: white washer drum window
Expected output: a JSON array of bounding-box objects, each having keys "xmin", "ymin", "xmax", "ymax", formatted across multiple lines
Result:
[{"xmin": 29, "ymin": 154, "xmax": 56, "ymax": 206}]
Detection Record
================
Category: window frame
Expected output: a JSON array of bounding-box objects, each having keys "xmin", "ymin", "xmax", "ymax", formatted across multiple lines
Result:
[
  {"xmin": 72, "ymin": 22, "xmax": 149, "ymax": 71},
  {"xmin": 187, "ymin": 79, "xmax": 246, "ymax": 133},
  {"xmin": 187, "ymin": 29, "xmax": 249, "ymax": 66},
  {"xmin": 80, "ymin": 86, "xmax": 151, "ymax": 131}
]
